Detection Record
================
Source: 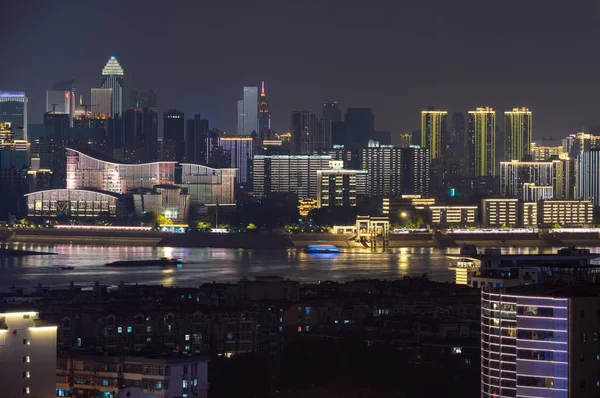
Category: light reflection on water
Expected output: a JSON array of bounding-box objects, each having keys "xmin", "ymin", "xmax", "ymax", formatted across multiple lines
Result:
[{"xmin": 0, "ymin": 243, "xmax": 599, "ymax": 291}]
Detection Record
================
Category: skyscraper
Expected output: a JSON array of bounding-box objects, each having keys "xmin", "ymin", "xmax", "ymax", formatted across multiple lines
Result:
[
  {"xmin": 576, "ymin": 149, "xmax": 600, "ymax": 206},
  {"xmin": 421, "ymin": 108, "xmax": 447, "ymax": 161},
  {"xmin": 122, "ymin": 107, "xmax": 158, "ymax": 163},
  {"xmin": 131, "ymin": 88, "xmax": 156, "ymax": 108},
  {"xmin": 258, "ymin": 81, "xmax": 271, "ymax": 134},
  {"xmin": 291, "ymin": 110, "xmax": 319, "ymax": 154},
  {"xmin": 90, "ymin": 88, "xmax": 113, "ymax": 117},
  {"xmin": 101, "ymin": 57, "xmax": 124, "ymax": 116},
  {"xmin": 344, "ymin": 108, "xmax": 374, "ymax": 149},
  {"xmin": 236, "ymin": 86, "xmax": 258, "ymax": 135},
  {"xmin": 504, "ymin": 107, "xmax": 533, "ymax": 161},
  {"xmin": 163, "ymin": 109, "xmax": 185, "ymax": 161},
  {"xmin": 186, "ymin": 114, "xmax": 209, "ymax": 164},
  {"xmin": 0, "ymin": 91, "xmax": 27, "ymax": 139},
  {"xmin": 322, "ymin": 102, "xmax": 342, "ymax": 122},
  {"xmin": 218, "ymin": 136, "xmax": 253, "ymax": 184},
  {"xmin": 468, "ymin": 107, "xmax": 496, "ymax": 177}
]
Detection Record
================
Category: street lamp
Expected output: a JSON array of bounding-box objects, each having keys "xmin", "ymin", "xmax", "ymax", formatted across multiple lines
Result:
[{"xmin": 400, "ymin": 212, "xmax": 407, "ymax": 218}]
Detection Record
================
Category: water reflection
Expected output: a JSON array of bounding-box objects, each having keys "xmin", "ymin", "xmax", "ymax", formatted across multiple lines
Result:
[{"xmin": 1, "ymin": 243, "xmax": 599, "ymax": 291}]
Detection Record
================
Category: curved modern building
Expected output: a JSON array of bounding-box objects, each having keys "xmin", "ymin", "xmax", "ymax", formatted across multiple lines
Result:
[
  {"xmin": 65, "ymin": 148, "xmax": 235, "ymax": 206},
  {"xmin": 25, "ymin": 189, "xmax": 124, "ymax": 218}
]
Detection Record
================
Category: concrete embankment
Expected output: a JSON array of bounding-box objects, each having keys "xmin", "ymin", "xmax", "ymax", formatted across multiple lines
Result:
[{"xmin": 3, "ymin": 229, "xmax": 600, "ymax": 249}]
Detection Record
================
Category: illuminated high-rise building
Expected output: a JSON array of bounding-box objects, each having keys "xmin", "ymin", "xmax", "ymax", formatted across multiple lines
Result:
[
  {"xmin": 218, "ymin": 135, "xmax": 253, "ymax": 184},
  {"xmin": 90, "ymin": 88, "xmax": 113, "ymax": 118},
  {"xmin": 291, "ymin": 110, "xmax": 319, "ymax": 154},
  {"xmin": 101, "ymin": 56, "xmax": 124, "ymax": 116},
  {"xmin": 0, "ymin": 91, "xmax": 27, "ymax": 139},
  {"xmin": 499, "ymin": 159, "xmax": 574, "ymax": 200},
  {"xmin": 258, "ymin": 81, "xmax": 271, "ymax": 134},
  {"xmin": 468, "ymin": 107, "xmax": 496, "ymax": 176},
  {"xmin": 504, "ymin": 107, "xmax": 533, "ymax": 161},
  {"xmin": 236, "ymin": 86, "xmax": 258, "ymax": 135},
  {"xmin": 421, "ymin": 108, "xmax": 447, "ymax": 160},
  {"xmin": 576, "ymin": 149, "xmax": 600, "ymax": 206}
]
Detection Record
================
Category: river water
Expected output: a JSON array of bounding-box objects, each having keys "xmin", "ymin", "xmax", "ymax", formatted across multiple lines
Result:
[{"xmin": 1, "ymin": 243, "xmax": 598, "ymax": 291}]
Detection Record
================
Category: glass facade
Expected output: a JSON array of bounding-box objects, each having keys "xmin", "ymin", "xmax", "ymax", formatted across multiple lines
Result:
[
  {"xmin": 26, "ymin": 189, "xmax": 121, "ymax": 218},
  {"xmin": 482, "ymin": 290, "xmax": 569, "ymax": 398}
]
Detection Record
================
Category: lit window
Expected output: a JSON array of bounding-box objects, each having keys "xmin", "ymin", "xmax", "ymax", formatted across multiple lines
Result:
[
  {"xmin": 127, "ymin": 326, "xmax": 132, "ymax": 333},
  {"xmin": 146, "ymin": 326, "xmax": 152, "ymax": 333},
  {"xmin": 185, "ymin": 345, "xmax": 190, "ymax": 351},
  {"xmin": 102, "ymin": 379, "xmax": 109, "ymax": 386},
  {"xmin": 23, "ymin": 371, "xmax": 30, "ymax": 378},
  {"xmin": 23, "ymin": 339, "xmax": 29, "ymax": 345},
  {"xmin": 23, "ymin": 387, "xmax": 30, "ymax": 394},
  {"xmin": 183, "ymin": 380, "xmax": 188, "ymax": 388},
  {"xmin": 117, "ymin": 327, "xmax": 122, "ymax": 334},
  {"xmin": 146, "ymin": 337, "xmax": 151, "ymax": 342},
  {"xmin": 23, "ymin": 356, "xmax": 30, "ymax": 363},
  {"xmin": 156, "ymin": 381, "xmax": 162, "ymax": 389},
  {"xmin": 185, "ymin": 334, "xmax": 190, "ymax": 341},
  {"xmin": 305, "ymin": 306, "xmax": 311, "ymax": 315}
]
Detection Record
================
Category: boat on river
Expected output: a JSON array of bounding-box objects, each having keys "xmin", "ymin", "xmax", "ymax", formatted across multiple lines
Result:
[
  {"xmin": 105, "ymin": 257, "xmax": 182, "ymax": 267},
  {"xmin": 305, "ymin": 244, "xmax": 340, "ymax": 254}
]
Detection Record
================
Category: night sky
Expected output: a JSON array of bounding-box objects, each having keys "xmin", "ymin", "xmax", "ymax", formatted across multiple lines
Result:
[{"xmin": 2, "ymin": 0, "xmax": 600, "ymax": 138}]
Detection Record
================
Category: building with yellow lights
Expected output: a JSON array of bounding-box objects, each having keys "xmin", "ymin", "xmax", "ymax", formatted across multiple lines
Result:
[
  {"xmin": 316, "ymin": 161, "xmax": 367, "ymax": 208},
  {"xmin": 481, "ymin": 198, "xmax": 519, "ymax": 227},
  {"xmin": 530, "ymin": 143, "xmax": 566, "ymax": 161},
  {"xmin": 468, "ymin": 107, "xmax": 496, "ymax": 176},
  {"xmin": 421, "ymin": 108, "xmax": 447, "ymax": 160},
  {"xmin": 429, "ymin": 205, "xmax": 478, "ymax": 227},
  {"xmin": 499, "ymin": 159, "xmax": 574, "ymax": 200},
  {"xmin": 218, "ymin": 135, "xmax": 253, "ymax": 184},
  {"xmin": 0, "ymin": 311, "xmax": 57, "ymax": 397},
  {"xmin": 537, "ymin": 200, "xmax": 593, "ymax": 226},
  {"xmin": 504, "ymin": 107, "xmax": 532, "ymax": 162}
]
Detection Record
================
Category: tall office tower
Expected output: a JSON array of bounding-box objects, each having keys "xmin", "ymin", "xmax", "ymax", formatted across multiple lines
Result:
[
  {"xmin": 421, "ymin": 108, "xmax": 447, "ymax": 161},
  {"xmin": 576, "ymin": 149, "xmax": 600, "ymax": 206},
  {"xmin": 252, "ymin": 155, "xmax": 332, "ymax": 199},
  {"xmin": 101, "ymin": 56, "xmax": 124, "ymax": 116},
  {"xmin": 322, "ymin": 101, "xmax": 342, "ymax": 122},
  {"xmin": 401, "ymin": 146, "xmax": 430, "ymax": 197},
  {"xmin": 0, "ymin": 91, "xmax": 27, "ymax": 139},
  {"xmin": 0, "ymin": 310, "xmax": 57, "ymax": 398},
  {"xmin": 122, "ymin": 107, "xmax": 158, "ymax": 163},
  {"xmin": 186, "ymin": 114, "xmax": 209, "ymax": 164},
  {"xmin": 481, "ymin": 283, "xmax": 600, "ymax": 398},
  {"xmin": 316, "ymin": 160, "xmax": 366, "ymax": 207},
  {"xmin": 218, "ymin": 136, "xmax": 253, "ymax": 184},
  {"xmin": 291, "ymin": 109, "xmax": 319, "ymax": 154},
  {"xmin": 43, "ymin": 113, "xmax": 70, "ymax": 188},
  {"xmin": 344, "ymin": 108, "xmax": 375, "ymax": 149},
  {"xmin": 236, "ymin": 86, "xmax": 259, "ymax": 135},
  {"xmin": 468, "ymin": 106, "xmax": 496, "ymax": 176},
  {"xmin": 131, "ymin": 88, "xmax": 157, "ymax": 108},
  {"xmin": 0, "ymin": 122, "xmax": 29, "ymax": 218},
  {"xmin": 258, "ymin": 81, "xmax": 271, "ymax": 134},
  {"xmin": 504, "ymin": 107, "xmax": 533, "ymax": 162},
  {"xmin": 163, "ymin": 109, "xmax": 185, "ymax": 161},
  {"xmin": 90, "ymin": 88, "xmax": 113, "ymax": 117},
  {"xmin": 318, "ymin": 118, "xmax": 332, "ymax": 151}
]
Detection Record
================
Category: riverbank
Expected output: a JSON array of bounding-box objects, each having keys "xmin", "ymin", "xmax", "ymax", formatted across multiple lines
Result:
[{"xmin": 3, "ymin": 229, "xmax": 600, "ymax": 249}]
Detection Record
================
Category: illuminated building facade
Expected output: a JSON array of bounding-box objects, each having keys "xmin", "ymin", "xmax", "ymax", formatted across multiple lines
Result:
[
  {"xmin": 65, "ymin": 148, "xmax": 235, "ymax": 206},
  {"xmin": 481, "ymin": 198, "xmax": 519, "ymax": 228},
  {"xmin": 316, "ymin": 160, "xmax": 367, "ymax": 208},
  {"xmin": 237, "ymin": 86, "xmax": 258, "ymax": 135},
  {"xmin": 521, "ymin": 202, "xmax": 538, "ymax": 227},
  {"xmin": 178, "ymin": 163, "xmax": 236, "ymax": 206},
  {"xmin": 530, "ymin": 143, "xmax": 566, "ymax": 161},
  {"xmin": 429, "ymin": 205, "xmax": 478, "ymax": 227},
  {"xmin": 481, "ymin": 284, "xmax": 600, "ymax": 398},
  {"xmin": 101, "ymin": 57, "xmax": 124, "ymax": 116},
  {"xmin": 504, "ymin": 107, "xmax": 532, "ymax": 162},
  {"xmin": 0, "ymin": 121, "xmax": 30, "ymax": 218},
  {"xmin": 90, "ymin": 88, "xmax": 112, "ymax": 117},
  {"xmin": 66, "ymin": 148, "xmax": 175, "ymax": 193},
  {"xmin": 399, "ymin": 133, "xmax": 412, "ymax": 148},
  {"xmin": 0, "ymin": 91, "xmax": 27, "ymax": 139},
  {"xmin": 523, "ymin": 183, "xmax": 553, "ymax": 202},
  {"xmin": 133, "ymin": 185, "xmax": 189, "ymax": 223},
  {"xmin": 468, "ymin": 107, "xmax": 496, "ymax": 176},
  {"xmin": 218, "ymin": 136, "xmax": 253, "ymax": 184},
  {"xmin": 258, "ymin": 81, "xmax": 271, "ymax": 134},
  {"xmin": 575, "ymin": 149, "xmax": 600, "ymax": 206},
  {"xmin": 499, "ymin": 160, "xmax": 562, "ymax": 199},
  {"xmin": 538, "ymin": 200, "xmax": 593, "ymax": 226},
  {"xmin": 0, "ymin": 311, "xmax": 57, "ymax": 398},
  {"xmin": 252, "ymin": 155, "xmax": 332, "ymax": 199},
  {"xmin": 421, "ymin": 108, "xmax": 447, "ymax": 160},
  {"xmin": 25, "ymin": 189, "xmax": 124, "ymax": 219}
]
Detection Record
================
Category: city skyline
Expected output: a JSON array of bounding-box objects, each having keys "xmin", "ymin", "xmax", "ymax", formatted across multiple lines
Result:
[{"xmin": 1, "ymin": 1, "xmax": 599, "ymax": 137}]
